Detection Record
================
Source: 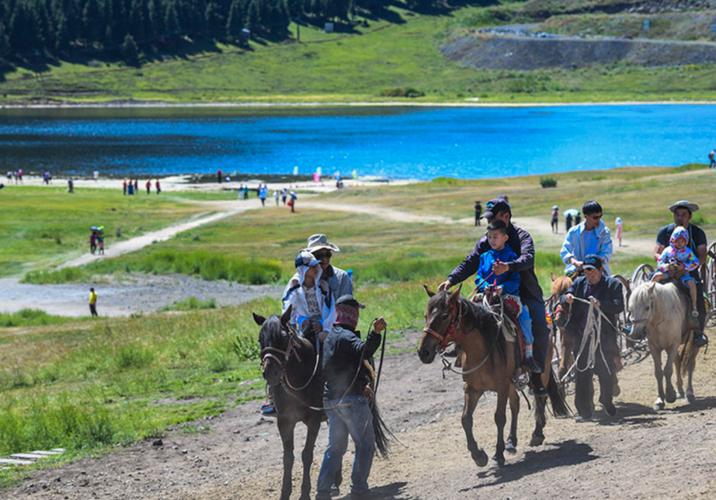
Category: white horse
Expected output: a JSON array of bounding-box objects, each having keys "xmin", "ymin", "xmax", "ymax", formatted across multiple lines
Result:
[{"xmin": 629, "ymin": 281, "xmax": 699, "ymax": 410}]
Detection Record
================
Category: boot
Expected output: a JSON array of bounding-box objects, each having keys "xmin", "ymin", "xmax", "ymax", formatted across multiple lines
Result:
[
  {"xmin": 530, "ymin": 372, "xmax": 547, "ymax": 397},
  {"xmin": 525, "ymin": 355, "xmax": 543, "ymax": 374},
  {"xmin": 693, "ymin": 331, "xmax": 708, "ymax": 348},
  {"xmin": 689, "ymin": 310, "xmax": 700, "ymax": 330}
]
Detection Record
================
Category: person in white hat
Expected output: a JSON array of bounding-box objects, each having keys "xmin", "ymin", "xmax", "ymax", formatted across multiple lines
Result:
[
  {"xmin": 654, "ymin": 200, "xmax": 708, "ymax": 347},
  {"xmin": 282, "ymin": 234, "xmax": 353, "ymax": 309}
]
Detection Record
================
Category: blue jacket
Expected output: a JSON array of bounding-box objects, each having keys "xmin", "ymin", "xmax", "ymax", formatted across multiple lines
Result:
[
  {"xmin": 476, "ymin": 246, "xmax": 521, "ymax": 296},
  {"xmin": 560, "ymin": 220, "xmax": 613, "ymax": 275}
]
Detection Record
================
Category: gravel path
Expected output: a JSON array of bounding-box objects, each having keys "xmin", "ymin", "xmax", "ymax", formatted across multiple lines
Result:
[{"xmin": 6, "ymin": 329, "xmax": 715, "ymax": 499}]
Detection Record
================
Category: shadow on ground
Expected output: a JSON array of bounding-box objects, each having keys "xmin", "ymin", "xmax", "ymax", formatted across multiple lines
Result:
[{"xmin": 461, "ymin": 439, "xmax": 598, "ymax": 490}]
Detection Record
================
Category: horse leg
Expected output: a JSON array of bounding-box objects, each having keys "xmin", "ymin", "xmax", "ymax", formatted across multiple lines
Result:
[
  {"xmin": 299, "ymin": 417, "xmax": 320, "ymax": 500},
  {"xmin": 686, "ymin": 354, "xmax": 697, "ymax": 404},
  {"xmin": 558, "ymin": 330, "xmax": 573, "ymax": 381},
  {"xmin": 493, "ymin": 388, "xmax": 508, "ymax": 467},
  {"xmin": 506, "ymin": 387, "xmax": 520, "ymax": 453},
  {"xmin": 277, "ymin": 418, "xmax": 295, "ymax": 500},
  {"xmin": 664, "ymin": 346, "xmax": 678, "ymax": 404},
  {"xmin": 462, "ymin": 386, "xmax": 488, "ymax": 467},
  {"xmin": 651, "ymin": 348, "xmax": 665, "ymax": 411},
  {"xmin": 675, "ymin": 348, "xmax": 685, "ymax": 399},
  {"xmin": 530, "ymin": 388, "xmax": 547, "ymax": 445}
]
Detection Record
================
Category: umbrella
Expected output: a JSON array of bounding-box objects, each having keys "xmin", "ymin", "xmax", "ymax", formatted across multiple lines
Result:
[
  {"xmin": 564, "ymin": 209, "xmax": 580, "ymax": 218},
  {"xmin": 90, "ymin": 226, "xmax": 99, "ymax": 231}
]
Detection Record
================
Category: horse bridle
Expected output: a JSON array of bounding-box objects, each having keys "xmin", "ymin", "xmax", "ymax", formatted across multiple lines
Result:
[
  {"xmin": 423, "ymin": 298, "xmax": 463, "ymax": 349},
  {"xmin": 261, "ymin": 324, "xmax": 320, "ymax": 392}
]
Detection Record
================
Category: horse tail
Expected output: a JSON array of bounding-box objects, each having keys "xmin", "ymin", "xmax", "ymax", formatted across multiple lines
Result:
[
  {"xmin": 370, "ymin": 400, "xmax": 392, "ymax": 458},
  {"xmin": 678, "ymin": 331, "xmax": 697, "ymax": 378},
  {"xmin": 546, "ymin": 369, "xmax": 571, "ymax": 417}
]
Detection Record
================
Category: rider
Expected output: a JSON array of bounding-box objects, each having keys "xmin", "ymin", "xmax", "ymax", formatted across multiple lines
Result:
[
  {"xmin": 438, "ymin": 198, "xmax": 549, "ymax": 395},
  {"xmin": 316, "ymin": 295, "xmax": 386, "ymax": 500},
  {"xmin": 475, "ymin": 220, "xmax": 542, "ymax": 373},
  {"xmin": 562, "ymin": 255, "xmax": 624, "ymax": 420},
  {"xmin": 654, "ymin": 200, "xmax": 708, "ymax": 347},
  {"xmin": 652, "ymin": 226, "xmax": 700, "ymax": 328},
  {"xmin": 560, "ymin": 200, "xmax": 613, "ymax": 277}
]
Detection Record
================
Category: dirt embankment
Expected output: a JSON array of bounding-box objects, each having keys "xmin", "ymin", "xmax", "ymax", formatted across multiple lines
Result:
[{"xmin": 442, "ymin": 33, "xmax": 716, "ymax": 70}]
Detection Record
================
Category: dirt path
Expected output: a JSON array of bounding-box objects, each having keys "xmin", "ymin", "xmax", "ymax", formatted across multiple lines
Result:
[{"xmin": 7, "ymin": 329, "xmax": 715, "ymax": 499}]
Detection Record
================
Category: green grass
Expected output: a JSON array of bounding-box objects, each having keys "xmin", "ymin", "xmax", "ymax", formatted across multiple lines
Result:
[
  {"xmin": 160, "ymin": 296, "xmax": 218, "ymax": 312},
  {"xmin": 2, "ymin": 3, "xmax": 716, "ymax": 103},
  {"xmin": 0, "ymin": 186, "xmax": 211, "ymax": 277},
  {"xmin": 0, "ymin": 309, "xmax": 79, "ymax": 328}
]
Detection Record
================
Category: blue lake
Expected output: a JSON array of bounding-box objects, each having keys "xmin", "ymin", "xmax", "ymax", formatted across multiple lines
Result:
[{"xmin": 0, "ymin": 105, "xmax": 714, "ymax": 179}]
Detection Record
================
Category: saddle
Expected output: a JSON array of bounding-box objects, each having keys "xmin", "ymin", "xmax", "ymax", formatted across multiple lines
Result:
[{"xmin": 472, "ymin": 291, "xmax": 526, "ymax": 365}]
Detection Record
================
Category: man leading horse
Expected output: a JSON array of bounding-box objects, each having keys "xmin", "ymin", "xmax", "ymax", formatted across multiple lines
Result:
[{"xmin": 438, "ymin": 198, "xmax": 549, "ymax": 395}]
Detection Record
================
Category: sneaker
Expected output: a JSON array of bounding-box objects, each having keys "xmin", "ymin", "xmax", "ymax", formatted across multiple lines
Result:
[
  {"xmin": 602, "ymin": 401, "xmax": 617, "ymax": 417},
  {"xmin": 575, "ymin": 413, "xmax": 592, "ymax": 423},
  {"xmin": 260, "ymin": 402, "xmax": 276, "ymax": 416},
  {"xmin": 693, "ymin": 332, "xmax": 708, "ymax": 348},
  {"xmin": 525, "ymin": 356, "xmax": 543, "ymax": 374}
]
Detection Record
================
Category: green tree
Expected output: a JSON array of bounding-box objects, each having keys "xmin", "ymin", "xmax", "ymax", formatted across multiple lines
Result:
[
  {"xmin": 122, "ymin": 33, "xmax": 140, "ymax": 65},
  {"xmin": 225, "ymin": 0, "xmax": 244, "ymax": 40},
  {"xmin": 82, "ymin": 0, "xmax": 102, "ymax": 42},
  {"xmin": 164, "ymin": 0, "xmax": 181, "ymax": 36}
]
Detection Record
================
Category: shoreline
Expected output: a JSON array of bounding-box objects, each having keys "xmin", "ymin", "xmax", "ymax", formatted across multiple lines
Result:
[{"xmin": 3, "ymin": 99, "xmax": 716, "ymax": 110}]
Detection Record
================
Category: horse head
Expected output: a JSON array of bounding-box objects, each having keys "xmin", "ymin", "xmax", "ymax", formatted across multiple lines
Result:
[
  {"xmin": 254, "ymin": 306, "xmax": 292, "ymax": 387},
  {"xmin": 628, "ymin": 281, "xmax": 657, "ymax": 337},
  {"xmin": 418, "ymin": 284, "xmax": 461, "ymax": 364}
]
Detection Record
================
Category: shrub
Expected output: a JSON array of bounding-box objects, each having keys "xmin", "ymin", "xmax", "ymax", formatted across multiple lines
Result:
[
  {"xmin": 380, "ymin": 87, "xmax": 425, "ymax": 98},
  {"xmin": 540, "ymin": 176, "xmax": 558, "ymax": 188},
  {"xmin": 114, "ymin": 345, "xmax": 155, "ymax": 370},
  {"xmin": 233, "ymin": 334, "xmax": 260, "ymax": 361},
  {"xmin": 160, "ymin": 296, "xmax": 217, "ymax": 312}
]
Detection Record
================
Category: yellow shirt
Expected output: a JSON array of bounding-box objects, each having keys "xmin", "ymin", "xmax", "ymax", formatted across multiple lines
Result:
[{"xmin": 89, "ymin": 291, "xmax": 97, "ymax": 305}]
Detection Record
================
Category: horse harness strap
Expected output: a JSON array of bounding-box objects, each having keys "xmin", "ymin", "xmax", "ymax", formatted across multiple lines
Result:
[{"xmin": 424, "ymin": 299, "xmax": 464, "ymax": 348}]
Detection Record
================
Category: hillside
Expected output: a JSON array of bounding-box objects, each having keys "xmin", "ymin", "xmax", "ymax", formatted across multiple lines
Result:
[{"xmin": 3, "ymin": 0, "xmax": 716, "ymax": 103}]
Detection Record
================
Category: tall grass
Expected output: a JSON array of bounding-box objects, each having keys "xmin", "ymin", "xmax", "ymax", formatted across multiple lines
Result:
[{"xmin": 0, "ymin": 309, "xmax": 75, "ymax": 328}]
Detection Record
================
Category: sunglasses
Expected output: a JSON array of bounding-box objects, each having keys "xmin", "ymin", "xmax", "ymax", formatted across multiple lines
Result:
[
  {"xmin": 313, "ymin": 251, "xmax": 332, "ymax": 260},
  {"xmin": 587, "ymin": 214, "xmax": 603, "ymax": 219}
]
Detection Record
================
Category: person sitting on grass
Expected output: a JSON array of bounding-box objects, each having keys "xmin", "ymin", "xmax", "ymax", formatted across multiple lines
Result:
[
  {"xmin": 652, "ymin": 226, "xmax": 701, "ymax": 328},
  {"xmin": 476, "ymin": 220, "xmax": 541, "ymax": 374}
]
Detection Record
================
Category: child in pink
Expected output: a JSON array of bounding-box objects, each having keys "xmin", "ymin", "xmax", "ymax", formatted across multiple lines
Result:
[{"xmin": 652, "ymin": 226, "xmax": 699, "ymax": 321}]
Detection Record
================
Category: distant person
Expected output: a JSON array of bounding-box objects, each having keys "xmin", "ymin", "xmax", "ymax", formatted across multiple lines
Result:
[
  {"xmin": 0, "ymin": 183, "xmax": 4, "ymax": 190},
  {"xmin": 288, "ymin": 190, "xmax": 297, "ymax": 213},
  {"xmin": 574, "ymin": 213, "xmax": 582, "ymax": 226},
  {"xmin": 97, "ymin": 228, "xmax": 105, "ymax": 255},
  {"xmin": 127, "ymin": 180, "xmax": 134, "ymax": 196},
  {"xmin": 17, "ymin": 168, "xmax": 23, "ymax": 183},
  {"xmin": 474, "ymin": 200, "xmax": 482, "ymax": 226},
  {"xmin": 281, "ymin": 188, "xmax": 287, "ymax": 205},
  {"xmin": 122, "ymin": 180, "xmax": 127, "ymax": 196},
  {"xmin": 259, "ymin": 184, "xmax": 267, "ymax": 207},
  {"xmin": 155, "ymin": 179, "xmax": 161, "ymax": 194},
  {"xmin": 67, "ymin": 177, "xmax": 74, "ymax": 194},
  {"xmin": 615, "ymin": 217, "xmax": 623, "ymax": 247},
  {"xmin": 89, "ymin": 230, "xmax": 97, "ymax": 254},
  {"xmin": 217, "ymin": 169, "xmax": 223, "ymax": 183},
  {"xmin": 709, "ymin": 149, "xmax": 716, "ymax": 169},
  {"xmin": 93, "ymin": 170, "xmax": 99, "ymax": 181},
  {"xmin": 43, "ymin": 170, "xmax": 50, "ymax": 185},
  {"xmin": 5, "ymin": 171, "xmax": 11, "ymax": 182},
  {"xmin": 565, "ymin": 213, "xmax": 573, "ymax": 232},
  {"xmin": 89, "ymin": 288, "xmax": 98, "ymax": 317},
  {"xmin": 133, "ymin": 179, "xmax": 139, "ymax": 193},
  {"xmin": 146, "ymin": 179, "xmax": 151, "ymax": 194},
  {"xmin": 274, "ymin": 189, "xmax": 279, "ymax": 206},
  {"xmin": 243, "ymin": 184, "xmax": 249, "ymax": 200},
  {"xmin": 551, "ymin": 205, "xmax": 559, "ymax": 234}
]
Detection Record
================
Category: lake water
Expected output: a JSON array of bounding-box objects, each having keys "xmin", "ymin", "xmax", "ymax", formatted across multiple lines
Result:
[{"xmin": 0, "ymin": 105, "xmax": 715, "ymax": 180}]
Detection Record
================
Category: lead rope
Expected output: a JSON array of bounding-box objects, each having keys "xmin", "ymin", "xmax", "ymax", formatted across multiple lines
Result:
[{"xmin": 560, "ymin": 297, "xmax": 613, "ymax": 384}]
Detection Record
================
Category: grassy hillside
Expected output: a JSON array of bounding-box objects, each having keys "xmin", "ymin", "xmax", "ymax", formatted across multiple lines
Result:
[{"xmin": 3, "ymin": 2, "xmax": 716, "ymax": 103}]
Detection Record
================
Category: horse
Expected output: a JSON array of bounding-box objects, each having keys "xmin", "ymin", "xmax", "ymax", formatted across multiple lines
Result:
[
  {"xmin": 253, "ymin": 306, "xmax": 324, "ymax": 500},
  {"xmin": 549, "ymin": 274, "xmax": 574, "ymax": 382},
  {"xmin": 629, "ymin": 281, "xmax": 700, "ymax": 410},
  {"xmin": 417, "ymin": 286, "xmax": 569, "ymax": 467}
]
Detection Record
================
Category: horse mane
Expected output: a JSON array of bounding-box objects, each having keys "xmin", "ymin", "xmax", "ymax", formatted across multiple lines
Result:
[
  {"xmin": 460, "ymin": 297, "xmax": 507, "ymax": 363},
  {"xmin": 630, "ymin": 281, "xmax": 686, "ymax": 326},
  {"xmin": 551, "ymin": 275, "xmax": 573, "ymax": 297}
]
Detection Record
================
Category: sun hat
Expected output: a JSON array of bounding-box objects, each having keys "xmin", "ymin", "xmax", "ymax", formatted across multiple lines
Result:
[
  {"xmin": 582, "ymin": 254, "xmax": 603, "ymax": 271},
  {"xmin": 304, "ymin": 234, "xmax": 340, "ymax": 253},
  {"xmin": 669, "ymin": 200, "xmax": 699, "ymax": 213},
  {"xmin": 482, "ymin": 198, "xmax": 511, "ymax": 220},
  {"xmin": 294, "ymin": 250, "xmax": 320, "ymax": 269},
  {"xmin": 335, "ymin": 294, "xmax": 365, "ymax": 309},
  {"xmin": 552, "ymin": 205, "xmax": 558, "ymax": 210}
]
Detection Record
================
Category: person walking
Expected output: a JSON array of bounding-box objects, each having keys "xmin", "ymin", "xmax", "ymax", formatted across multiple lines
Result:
[
  {"xmin": 88, "ymin": 288, "xmax": 99, "ymax": 317},
  {"xmin": 146, "ymin": 179, "xmax": 151, "ymax": 194},
  {"xmin": 217, "ymin": 169, "xmax": 223, "ymax": 183},
  {"xmin": 288, "ymin": 190, "xmax": 297, "ymax": 213},
  {"xmin": 274, "ymin": 189, "xmax": 280, "ymax": 206},
  {"xmin": 127, "ymin": 180, "xmax": 134, "ymax": 195},
  {"xmin": 155, "ymin": 179, "xmax": 161, "ymax": 194},
  {"xmin": 474, "ymin": 200, "xmax": 482, "ymax": 226},
  {"xmin": 133, "ymin": 179, "xmax": 139, "ymax": 193},
  {"xmin": 315, "ymin": 296, "xmax": 386, "ymax": 500},
  {"xmin": 615, "ymin": 217, "xmax": 623, "ymax": 247},
  {"xmin": 709, "ymin": 149, "xmax": 715, "ymax": 169},
  {"xmin": 122, "ymin": 179, "xmax": 127, "ymax": 196},
  {"xmin": 89, "ymin": 230, "xmax": 97, "ymax": 254},
  {"xmin": 67, "ymin": 177, "xmax": 74, "ymax": 194},
  {"xmin": 281, "ymin": 188, "xmax": 288, "ymax": 205},
  {"xmin": 551, "ymin": 205, "xmax": 559, "ymax": 234},
  {"xmin": 565, "ymin": 213, "xmax": 573, "ymax": 232},
  {"xmin": 259, "ymin": 184, "xmax": 267, "ymax": 207}
]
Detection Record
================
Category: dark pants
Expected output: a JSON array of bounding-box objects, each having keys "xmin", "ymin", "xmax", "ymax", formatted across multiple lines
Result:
[
  {"xmin": 695, "ymin": 279, "xmax": 706, "ymax": 333},
  {"xmin": 572, "ymin": 332, "xmax": 617, "ymax": 417},
  {"xmin": 89, "ymin": 304, "xmax": 98, "ymax": 317},
  {"xmin": 523, "ymin": 297, "xmax": 549, "ymax": 367}
]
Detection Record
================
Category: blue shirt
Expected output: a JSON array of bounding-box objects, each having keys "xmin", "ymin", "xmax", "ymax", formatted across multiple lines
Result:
[
  {"xmin": 476, "ymin": 246, "xmax": 521, "ymax": 296},
  {"xmin": 582, "ymin": 229, "xmax": 600, "ymax": 257}
]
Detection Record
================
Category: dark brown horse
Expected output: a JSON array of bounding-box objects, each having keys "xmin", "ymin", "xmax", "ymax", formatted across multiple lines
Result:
[
  {"xmin": 550, "ymin": 274, "xmax": 574, "ymax": 382},
  {"xmin": 253, "ymin": 306, "xmax": 325, "ymax": 500},
  {"xmin": 418, "ymin": 287, "xmax": 569, "ymax": 467}
]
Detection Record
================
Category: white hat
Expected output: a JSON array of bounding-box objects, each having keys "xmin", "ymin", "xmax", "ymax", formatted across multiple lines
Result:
[{"xmin": 304, "ymin": 234, "xmax": 340, "ymax": 253}]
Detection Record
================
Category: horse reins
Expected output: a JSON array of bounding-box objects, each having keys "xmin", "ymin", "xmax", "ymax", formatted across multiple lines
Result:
[{"xmin": 261, "ymin": 324, "xmax": 321, "ymax": 392}]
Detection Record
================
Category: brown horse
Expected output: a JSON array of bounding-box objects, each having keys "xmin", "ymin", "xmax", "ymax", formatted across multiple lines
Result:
[
  {"xmin": 418, "ymin": 286, "xmax": 569, "ymax": 467},
  {"xmin": 550, "ymin": 274, "xmax": 574, "ymax": 382},
  {"xmin": 253, "ymin": 306, "xmax": 325, "ymax": 500}
]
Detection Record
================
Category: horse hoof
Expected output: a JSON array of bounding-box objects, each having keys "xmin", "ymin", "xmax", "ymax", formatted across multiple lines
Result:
[
  {"xmin": 665, "ymin": 389, "xmax": 677, "ymax": 403},
  {"xmin": 492, "ymin": 454, "xmax": 505, "ymax": 467},
  {"xmin": 653, "ymin": 400, "xmax": 665, "ymax": 411},
  {"xmin": 687, "ymin": 393, "xmax": 696, "ymax": 404},
  {"xmin": 529, "ymin": 434, "xmax": 545, "ymax": 447},
  {"xmin": 678, "ymin": 389, "xmax": 685, "ymax": 399},
  {"xmin": 473, "ymin": 449, "xmax": 489, "ymax": 467},
  {"xmin": 505, "ymin": 439, "xmax": 517, "ymax": 454}
]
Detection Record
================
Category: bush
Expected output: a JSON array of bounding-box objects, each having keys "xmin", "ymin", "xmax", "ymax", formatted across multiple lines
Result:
[
  {"xmin": 540, "ymin": 176, "xmax": 558, "ymax": 188},
  {"xmin": 0, "ymin": 308, "xmax": 69, "ymax": 327},
  {"xmin": 114, "ymin": 345, "xmax": 155, "ymax": 370},
  {"xmin": 380, "ymin": 87, "xmax": 425, "ymax": 98},
  {"xmin": 233, "ymin": 334, "xmax": 260, "ymax": 361},
  {"xmin": 160, "ymin": 296, "xmax": 217, "ymax": 312}
]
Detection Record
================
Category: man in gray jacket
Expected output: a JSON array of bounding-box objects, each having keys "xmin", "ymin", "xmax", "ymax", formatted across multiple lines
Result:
[{"xmin": 282, "ymin": 234, "xmax": 353, "ymax": 309}]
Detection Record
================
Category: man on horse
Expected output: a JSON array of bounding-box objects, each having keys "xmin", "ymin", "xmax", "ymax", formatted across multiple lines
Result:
[
  {"xmin": 562, "ymin": 254, "xmax": 624, "ymax": 420},
  {"xmin": 560, "ymin": 200, "xmax": 613, "ymax": 277},
  {"xmin": 316, "ymin": 295, "xmax": 386, "ymax": 500},
  {"xmin": 654, "ymin": 200, "xmax": 708, "ymax": 348},
  {"xmin": 438, "ymin": 197, "xmax": 549, "ymax": 395}
]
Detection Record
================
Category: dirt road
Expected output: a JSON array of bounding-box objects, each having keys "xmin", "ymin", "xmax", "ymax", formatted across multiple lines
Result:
[{"xmin": 7, "ymin": 330, "xmax": 715, "ymax": 499}]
